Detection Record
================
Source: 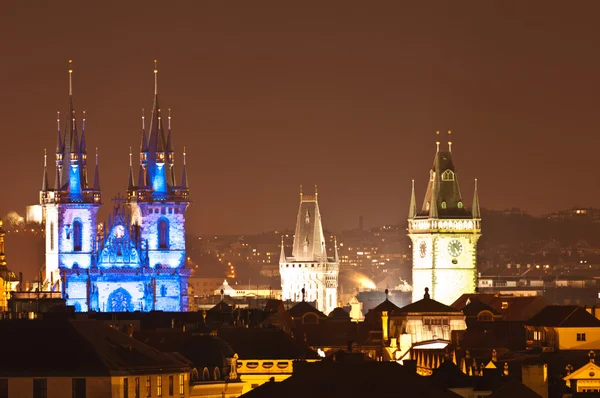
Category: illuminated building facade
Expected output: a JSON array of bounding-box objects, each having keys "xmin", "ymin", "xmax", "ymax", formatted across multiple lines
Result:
[
  {"xmin": 279, "ymin": 187, "xmax": 339, "ymax": 314},
  {"xmin": 408, "ymin": 133, "xmax": 481, "ymax": 305},
  {"xmin": 39, "ymin": 62, "xmax": 190, "ymax": 312}
]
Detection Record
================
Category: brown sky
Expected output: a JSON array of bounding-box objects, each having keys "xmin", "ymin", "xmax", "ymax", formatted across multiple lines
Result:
[{"xmin": 1, "ymin": 1, "xmax": 599, "ymax": 235}]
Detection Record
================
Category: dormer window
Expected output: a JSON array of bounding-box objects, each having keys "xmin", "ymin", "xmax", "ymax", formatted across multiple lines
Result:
[
  {"xmin": 441, "ymin": 201, "xmax": 447, "ymax": 209},
  {"xmin": 458, "ymin": 201, "xmax": 463, "ymax": 209},
  {"xmin": 441, "ymin": 170, "xmax": 455, "ymax": 181}
]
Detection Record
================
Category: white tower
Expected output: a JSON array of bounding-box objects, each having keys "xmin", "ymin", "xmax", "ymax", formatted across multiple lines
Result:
[
  {"xmin": 408, "ymin": 132, "xmax": 481, "ymax": 305},
  {"xmin": 279, "ymin": 186, "xmax": 339, "ymax": 314}
]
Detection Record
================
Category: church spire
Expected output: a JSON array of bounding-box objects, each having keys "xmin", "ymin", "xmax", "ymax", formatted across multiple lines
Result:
[
  {"xmin": 279, "ymin": 235, "xmax": 286, "ymax": 264},
  {"xmin": 140, "ymin": 109, "xmax": 148, "ymax": 151},
  {"xmin": 408, "ymin": 179, "xmax": 417, "ymax": 219},
  {"xmin": 181, "ymin": 146, "xmax": 188, "ymax": 189},
  {"xmin": 93, "ymin": 148, "xmax": 101, "ymax": 192},
  {"xmin": 56, "ymin": 111, "xmax": 62, "ymax": 154},
  {"xmin": 472, "ymin": 178, "xmax": 481, "ymax": 218},
  {"xmin": 128, "ymin": 147, "xmax": 135, "ymax": 190},
  {"xmin": 42, "ymin": 149, "xmax": 49, "ymax": 192},
  {"xmin": 334, "ymin": 236, "xmax": 339, "ymax": 263}
]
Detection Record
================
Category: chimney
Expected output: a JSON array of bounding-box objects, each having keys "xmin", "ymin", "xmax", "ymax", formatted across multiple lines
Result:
[
  {"xmin": 403, "ymin": 359, "xmax": 417, "ymax": 374},
  {"xmin": 381, "ymin": 311, "xmax": 389, "ymax": 342}
]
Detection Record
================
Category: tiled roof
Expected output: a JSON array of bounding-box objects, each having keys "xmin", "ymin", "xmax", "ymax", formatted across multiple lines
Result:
[
  {"xmin": 243, "ymin": 359, "xmax": 460, "ymax": 397},
  {"xmin": 0, "ymin": 320, "xmax": 190, "ymax": 377},
  {"xmin": 487, "ymin": 378, "xmax": 542, "ymax": 397},
  {"xmin": 218, "ymin": 327, "xmax": 318, "ymax": 359},
  {"xmin": 525, "ymin": 305, "xmax": 600, "ymax": 327},
  {"xmin": 395, "ymin": 294, "xmax": 459, "ymax": 314},
  {"xmin": 288, "ymin": 301, "xmax": 326, "ymax": 319},
  {"xmin": 134, "ymin": 330, "xmax": 234, "ymax": 368}
]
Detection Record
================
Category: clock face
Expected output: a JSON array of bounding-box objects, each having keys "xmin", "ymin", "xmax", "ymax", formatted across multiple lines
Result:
[
  {"xmin": 419, "ymin": 241, "xmax": 427, "ymax": 258},
  {"xmin": 114, "ymin": 225, "xmax": 125, "ymax": 239},
  {"xmin": 448, "ymin": 239, "xmax": 463, "ymax": 257}
]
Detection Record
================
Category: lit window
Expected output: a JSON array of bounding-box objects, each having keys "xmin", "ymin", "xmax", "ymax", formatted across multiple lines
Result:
[
  {"xmin": 501, "ymin": 302, "xmax": 509, "ymax": 309},
  {"xmin": 441, "ymin": 202, "xmax": 447, "ymax": 209},
  {"xmin": 146, "ymin": 377, "xmax": 151, "ymax": 398},
  {"xmin": 157, "ymin": 376, "xmax": 162, "ymax": 397},
  {"xmin": 33, "ymin": 379, "xmax": 47, "ymax": 398},
  {"xmin": 72, "ymin": 378, "xmax": 86, "ymax": 398},
  {"xmin": 50, "ymin": 222, "xmax": 54, "ymax": 251},
  {"xmin": 73, "ymin": 220, "xmax": 83, "ymax": 252},
  {"xmin": 441, "ymin": 169, "xmax": 455, "ymax": 181},
  {"xmin": 0, "ymin": 379, "xmax": 7, "ymax": 398},
  {"xmin": 135, "ymin": 377, "xmax": 140, "ymax": 398},
  {"xmin": 158, "ymin": 219, "xmax": 169, "ymax": 249},
  {"xmin": 457, "ymin": 201, "xmax": 463, "ymax": 209},
  {"xmin": 179, "ymin": 374, "xmax": 184, "ymax": 395}
]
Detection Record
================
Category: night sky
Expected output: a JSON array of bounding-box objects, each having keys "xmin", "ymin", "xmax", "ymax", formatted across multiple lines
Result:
[{"xmin": 2, "ymin": 1, "xmax": 599, "ymax": 235}]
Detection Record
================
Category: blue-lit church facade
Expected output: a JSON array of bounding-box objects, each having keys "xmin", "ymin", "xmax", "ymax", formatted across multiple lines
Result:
[{"xmin": 39, "ymin": 62, "xmax": 190, "ymax": 312}]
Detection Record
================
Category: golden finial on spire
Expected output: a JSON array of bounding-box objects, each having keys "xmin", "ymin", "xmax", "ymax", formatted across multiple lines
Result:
[
  {"xmin": 436, "ymin": 130, "xmax": 440, "ymax": 152},
  {"xmin": 129, "ymin": 147, "xmax": 133, "ymax": 167},
  {"xmin": 154, "ymin": 60, "xmax": 158, "ymax": 95},
  {"xmin": 448, "ymin": 130, "xmax": 452, "ymax": 152},
  {"xmin": 95, "ymin": 147, "xmax": 99, "ymax": 165},
  {"xmin": 168, "ymin": 108, "xmax": 172, "ymax": 130},
  {"xmin": 300, "ymin": 184, "xmax": 303, "ymax": 199},
  {"xmin": 315, "ymin": 184, "xmax": 318, "ymax": 198},
  {"xmin": 68, "ymin": 60, "xmax": 73, "ymax": 96},
  {"xmin": 183, "ymin": 146, "xmax": 187, "ymax": 166},
  {"xmin": 141, "ymin": 108, "xmax": 145, "ymax": 130},
  {"xmin": 44, "ymin": 148, "xmax": 47, "ymax": 167},
  {"xmin": 56, "ymin": 111, "xmax": 60, "ymax": 131}
]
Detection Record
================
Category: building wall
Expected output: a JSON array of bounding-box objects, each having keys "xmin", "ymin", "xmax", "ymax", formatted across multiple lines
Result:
[
  {"xmin": 410, "ymin": 231, "xmax": 479, "ymax": 305},
  {"xmin": 44, "ymin": 204, "xmax": 59, "ymax": 284},
  {"xmin": 280, "ymin": 263, "xmax": 337, "ymax": 314},
  {"xmin": 57, "ymin": 205, "xmax": 99, "ymax": 270},
  {"xmin": 557, "ymin": 327, "xmax": 600, "ymax": 350},
  {"xmin": 5, "ymin": 376, "xmax": 111, "ymax": 398}
]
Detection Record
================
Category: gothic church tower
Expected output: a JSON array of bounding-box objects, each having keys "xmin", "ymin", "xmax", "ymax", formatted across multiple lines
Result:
[
  {"xmin": 39, "ymin": 61, "xmax": 101, "ymax": 303},
  {"xmin": 408, "ymin": 132, "xmax": 481, "ymax": 305},
  {"xmin": 279, "ymin": 186, "xmax": 339, "ymax": 314},
  {"xmin": 127, "ymin": 61, "xmax": 191, "ymax": 311}
]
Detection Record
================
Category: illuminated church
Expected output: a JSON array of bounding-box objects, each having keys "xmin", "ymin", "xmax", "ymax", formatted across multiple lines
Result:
[
  {"xmin": 408, "ymin": 132, "xmax": 481, "ymax": 305},
  {"xmin": 279, "ymin": 187, "xmax": 339, "ymax": 314},
  {"xmin": 39, "ymin": 62, "xmax": 191, "ymax": 312}
]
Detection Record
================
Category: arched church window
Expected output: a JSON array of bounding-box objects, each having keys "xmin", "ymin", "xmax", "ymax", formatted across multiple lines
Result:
[
  {"xmin": 50, "ymin": 222, "xmax": 54, "ymax": 251},
  {"xmin": 202, "ymin": 368, "xmax": 210, "ymax": 381},
  {"xmin": 73, "ymin": 219, "xmax": 83, "ymax": 252},
  {"xmin": 213, "ymin": 367, "xmax": 220, "ymax": 380},
  {"xmin": 158, "ymin": 218, "xmax": 169, "ymax": 249},
  {"xmin": 441, "ymin": 202, "xmax": 447, "ymax": 209},
  {"xmin": 441, "ymin": 170, "xmax": 455, "ymax": 181}
]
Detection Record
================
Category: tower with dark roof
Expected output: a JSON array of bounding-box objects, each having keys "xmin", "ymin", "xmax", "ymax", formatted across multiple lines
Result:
[
  {"xmin": 39, "ymin": 61, "xmax": 101, "ymax": 299},
  {"xmin": 408, "ymin": 132, "xmax": 481, "ymax": 305},
  {"xmin": 126, "ymin": 61, "xmax": 191, "ymax": 311},
  {"xmin": 279, "ymin": 186, "xmax": 338, "ymax": 314}
]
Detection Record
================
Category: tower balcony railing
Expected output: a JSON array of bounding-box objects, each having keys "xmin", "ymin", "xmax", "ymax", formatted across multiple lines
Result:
[
  {"xmin": 40, "ymin": 189, "xmax": 100, "ymax": 205},
  {"xmin": 408, "ymin": 218, "xmax": 481, "ymax": 233}
]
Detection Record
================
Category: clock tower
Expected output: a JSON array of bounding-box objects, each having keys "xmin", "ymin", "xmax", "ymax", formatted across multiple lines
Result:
[{"xmin": 407, "ymin": 132, "xmax": 481, "ymax": 305}]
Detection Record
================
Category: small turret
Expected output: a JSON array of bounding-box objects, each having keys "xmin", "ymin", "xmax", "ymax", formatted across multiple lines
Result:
[
  {"xmin": 42, "ymin": 149, "xmax": 49, "ymax": 192},
  {"xmin": 408, "ymin": 179, "xmax": 417, "ymax": 219},
  {"xmin": 472, "ymin": 178, "xmax": 481, "ymax": 219},
  {"xmin": 93, "ymin": 149, "xmax": 101, "ymax": 193},
  {"xmin": 279, "ymin": 235, "xmax": 286, "ymax": 264},
  {"xmin": 128, "ymin": 148, "xmax": 135, "ymax": 191}
]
